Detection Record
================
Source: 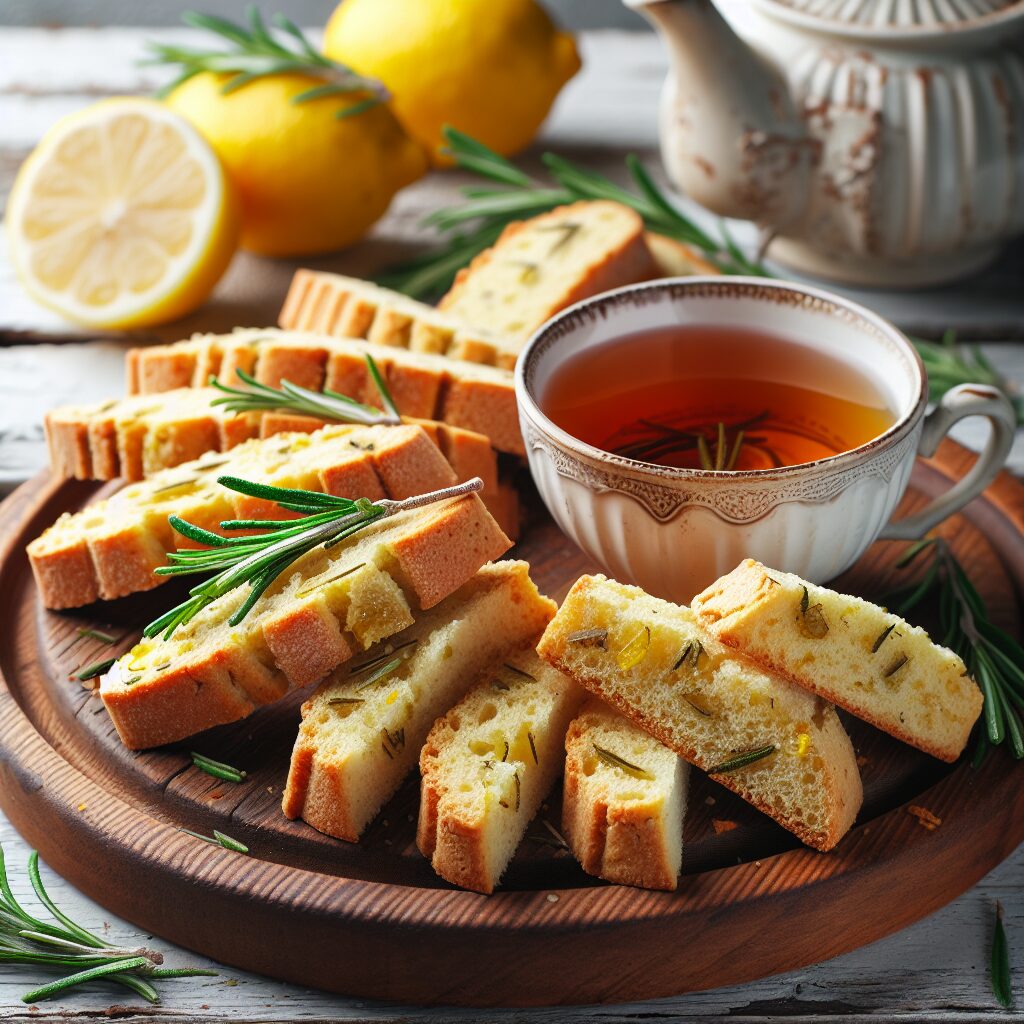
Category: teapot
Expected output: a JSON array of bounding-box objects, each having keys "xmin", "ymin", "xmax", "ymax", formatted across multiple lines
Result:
[{"xmin": 628, "ymin": 0, "xmax": 1024, "ymax": 287}]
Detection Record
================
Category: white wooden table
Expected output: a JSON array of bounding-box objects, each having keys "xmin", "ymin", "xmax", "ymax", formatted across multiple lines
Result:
[{"xmin": 0, "ymin": 27, "xmax": 1022, "ymax": 1022}]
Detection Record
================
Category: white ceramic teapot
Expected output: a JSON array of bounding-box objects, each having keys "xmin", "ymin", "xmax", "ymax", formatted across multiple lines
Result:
[{"xmin": 628, "ymin": 0, "xmax": 1024, "ymax": 287}]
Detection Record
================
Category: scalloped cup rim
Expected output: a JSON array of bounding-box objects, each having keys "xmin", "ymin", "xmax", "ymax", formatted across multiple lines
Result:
[{"xmin": 514, "ymin": 275, "xmax": 929, "ymax": 486}]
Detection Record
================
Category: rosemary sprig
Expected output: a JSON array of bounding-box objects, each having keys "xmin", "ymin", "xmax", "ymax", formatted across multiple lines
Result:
[
  {"xmin": 377, "ymin": 127, "xmax": 768, "ymax": 298},
  {"xmin": 76, "ymin": 628, "xmax": 116, "ymax": 645},
  {"xmin": 592, "ymin": 743, "xmax": 654, "ymax": 781},
  {"xmin": 991, "ymin": 901, "xmax": 1013, "ymax": 1008},
  {"xmin": 145, "ymin": 7, "xmax": 388, "ymax": 118},
  {"xmin": 142, "ymin": 476, "xmax": 484, "ymax": 640},
  {"xmin": 707, "ymin": 745, "xmax": 776, "ymax": 775},
  {"xmin": 74, "ymin": 658, "xmax": 116, "ymax": 681},
  {"xmin": 179, "ymin": 829, "xmax": 250, "ymax": 854},
  {"xmin": 888, "ymin": 537, "xmax": 1024, "ymax": 760},
  {"xmin": 0, "ymin": 844, "xmax": 215, "ymax": 1004},
  {"xmin": 209, "ymin": 354, "xmax": 401, "ymax": 426},
  {"xmin": 190, "ymin": 752, "xmax": 247, "ymax": 783}
]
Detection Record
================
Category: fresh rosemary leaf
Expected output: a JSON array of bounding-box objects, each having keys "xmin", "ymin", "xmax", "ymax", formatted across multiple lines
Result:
[
  {"xmin": 74, "ymin": 658, "xmax": 116, "ymax": 681},
  {"xmin": 76, "ymin": 628, "xmax": 116, "ymax": 645},
  {"xmin": 190, "ymin": 752, "xmax": 247, "ymax": 783},
  {"xmin": 991, "ymin": 902, "xmax": 1013, "ymax": 1008},
  {"xmin": 354, "ymin": 656, "xmax": 403, "ymax": 692},
  {"xmin": 147, "ymin": 8, "xmax": 388, "ymax": 119},
  {"xmin": 707, "ymin": 744, "xmax": 776, "ymax": 774},
  {"xmin": 592, "ymin": 743, "xmax": 654, "ymax": 781},
  {"xmin": 872, "ymin": 623, "xmax": 896, "ymax": 653},
  {"xmin": 178, "ymin": 828, "xmax": 249, "ymax": 854}
]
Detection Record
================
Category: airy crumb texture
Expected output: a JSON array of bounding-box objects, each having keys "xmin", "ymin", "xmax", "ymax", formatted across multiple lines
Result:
[
  {"xmin": 282, "ymin": 561, "xmax": 557, "ymax": 844},
  {"xmin": 537, "ymin": 575, "xmax": 863, "ymax": 852},
  {"xmin": 417, "ymin": 647, "xmax": 584, "ymax": 894},
  {"xmin": 100, "ymin": 494, "xmax": 510, "ymax": 750},
  {"xmin": 438, "ymin": 201, "xmax": 657, "ymax": 340},
  {"xmin": 692, "ymin": 559, "xmax": 983, "ymax": 762},
  {"xmin": 28, "ymin": 422, "xmax": 465, "ymax": 609},
  {"xmin": 278, "ymin": 269, "xmax": 522, "ymax": 369},
  {"xmin": 125, "ymin": 327, "xmax": 523, "ymax": 456},
  {"xmin": 563, "ymin": 698, "xmax": 689, "ymax": 891}
]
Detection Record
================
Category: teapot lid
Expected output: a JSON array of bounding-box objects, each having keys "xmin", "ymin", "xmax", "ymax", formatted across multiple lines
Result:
[{"xmin": 760, "ymin": 0, "xmax": 1023, "ymax": 33}]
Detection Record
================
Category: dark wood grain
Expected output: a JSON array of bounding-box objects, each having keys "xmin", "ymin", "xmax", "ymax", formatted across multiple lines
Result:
[{"xmin": 0, "ymin": 440, "xmax": 1022, "ymax": 1007}]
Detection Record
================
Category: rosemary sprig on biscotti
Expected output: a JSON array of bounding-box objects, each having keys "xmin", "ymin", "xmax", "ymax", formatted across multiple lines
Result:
[
  {"xmin": 376, "ymin": 127, "xmax": 768, "ymax": 298},
  {"xmin": 145, "ymin": 7, "xmax": 388, "ymax": 118},
  {"xmin": 210, "ymin": 354, "xmax": 401, "ymax": 425},
  {"xmin": 889, "ymin": 537, "xmax": 1024, "ymax": 761},
  {"xmin": 144, "ymin": 475, "xmax": 484, "ymax": 639},
  {"xmin": 0, "ymin": 844, "xmax": 215, "ymax": 1004}
]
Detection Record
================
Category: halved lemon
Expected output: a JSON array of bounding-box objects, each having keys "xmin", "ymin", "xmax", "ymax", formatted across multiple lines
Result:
[{"xmin": 6, "ymin": 97, "xmax": 239, "ymax": 329}]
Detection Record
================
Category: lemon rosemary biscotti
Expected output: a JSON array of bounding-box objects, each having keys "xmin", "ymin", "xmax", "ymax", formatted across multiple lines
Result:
[
  {"xmin": 563, "ymin": 699, "xmax": 689, "ymax": 891},
  {"xmin": 692, "ymin": 560, "xmax": 984, "ymax": 762},
  {"xmin": 101, "ymin": 490, "xmax": 510, "ymax": 750},
  {"xmin": 125, "ymin": 329, "xmax": 523, "ymax": 456},
  {"xmin": 282, "ymin": 561, "xmax": 557, "ymax": 844},
  {"xmin": 29, "ymin": 423, "xmax": 462, "ymax": 610},
  {"xmin": 278, "ymin": 270, "xmax": 522, "ymax": 369},
  {"xmin": 537, "ymin": 576, "xmax": 863, "ymax": 852},
  {"xmin": 438, "ymin": 201, "xmax": 657, "ymax": 341},
  {"xmin": 417, "ymin": 647, "xmax": 584, "ymax": 894}
]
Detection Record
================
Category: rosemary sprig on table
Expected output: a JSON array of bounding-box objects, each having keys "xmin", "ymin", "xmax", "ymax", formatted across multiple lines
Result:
[
  {"xmin": 992, "ymin": 902, "xmax": 1013, "ymax": 1008},
  {"xmin": 0, "ymin": 844, "xmax": 215, "ymax": 1004},
  {"xmin": 191, "ymin": 752, "xmax": 247, "ymax": 783},
  {"xmin": 888, "ymin": 537, "xmax": 1024, "ymax": 761},
  {"xmin": 145, "ymin": 7, "xmax": 388, "ymax": 118},
  {"xmin": 179, "ymin": 829, "xmax": 249, "ymax": 854},
  {"xmin": 210, "ymin": 354, "xmax": 401, "ymax": 425},
  {"xmin": 142, "ymin": 476, "xmax": 484, "ymax": 640},
  {"xmin": 377, "ymin": 127, "xmax": 768, "ymax": 298}
]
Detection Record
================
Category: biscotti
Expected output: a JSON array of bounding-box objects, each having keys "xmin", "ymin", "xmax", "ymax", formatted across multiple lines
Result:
[
  {"xmin": 278, "ymin": 271, "xmax": 522, "ymax": 369},
  {"xmin": 692, "ymin": 559, "xmax": 984, "ymax": 762},
  {"xmin": 644, "ymin": 233, "xmax": 722, "ymax": 277},
  {"xmin": 418, "ymin": 647, "xmax": 583, "ymax": 893},
  {"xmin": 563, "ymin": 699, "xmax": 688, "ymax": 891},
  {"xmin": 282, "ymin": 561, "xmax": 557, "ymax": 843},
  {"xmin": 29, "ymin": 423, "xmax": 463, "ymax": 610},
  {"xmin": 101, "ymin": 493, "xmax": 510, "ymax": 749},
  {"xmin": 438, "ymin": 201, "xmax": 657, "ymax": 341},
  {"xmin": 125, "ymin": 329, "xmax": 523, "ymax": 456},
  {"xmin": 537, "ymin": 575, "xmax": 863, "ymax": 852}
]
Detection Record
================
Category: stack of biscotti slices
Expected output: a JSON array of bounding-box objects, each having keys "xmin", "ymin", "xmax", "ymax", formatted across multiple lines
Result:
[
  {"xmin": 563, "ymin": 699, "xmax": 689, "ymax": 891},
  {"xmin": 537, "ymin": 575, "xmax": 864, "ymax": 852},
  {"xmin": 29, "ymin": 423, "xmax": 475, "ymax": 610},
  {"xmin": 691, "ymin": 559, "xmax": 984, "ymax": 763},
  {"xmin": 101, "ymin": 490, "xmax": 510, "ymax": 749},
  {"xmin": 278, "ymin": 271, "xmax": 522, "ymax": 370},
  {"xmin": 124, "ymin": 329, "xmax": 522, "ymax": 456},
  {"xmin": 283, "ymin": 561, "xmax": 560, "ymax": 845},
  {"xmin": 417, "ymin": 647, "xmax": 584, "ymax": 894}
]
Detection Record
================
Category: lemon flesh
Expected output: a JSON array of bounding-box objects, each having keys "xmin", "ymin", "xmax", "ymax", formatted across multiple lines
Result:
[{"xmin": 6, "ymin": 97, "xmax": 239, "ymax": 329}]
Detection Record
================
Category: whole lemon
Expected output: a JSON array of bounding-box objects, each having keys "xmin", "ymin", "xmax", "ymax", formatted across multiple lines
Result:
[
  {"xmin": 165, "ymin": 74, "xmax": 428, "ymax": 257},
  {"xmin": 323, "ymin": 0, "xmax": 581, "ymax": 163}
]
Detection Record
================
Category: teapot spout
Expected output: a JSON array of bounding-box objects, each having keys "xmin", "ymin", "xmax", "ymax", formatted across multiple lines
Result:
[{"xmin": 629, "ymin": 0, "xmax": 815, "ymax": 231}]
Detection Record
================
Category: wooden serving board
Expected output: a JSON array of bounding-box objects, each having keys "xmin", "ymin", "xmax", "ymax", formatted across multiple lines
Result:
[{"xmin": 0, "ymin": 440, "xmax": 1022, "ymax": 1008}]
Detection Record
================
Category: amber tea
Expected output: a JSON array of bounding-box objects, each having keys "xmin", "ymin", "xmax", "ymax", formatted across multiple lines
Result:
[{"xmin": 541, "ymin": 324, "xmax": 895, "ymax": 471}]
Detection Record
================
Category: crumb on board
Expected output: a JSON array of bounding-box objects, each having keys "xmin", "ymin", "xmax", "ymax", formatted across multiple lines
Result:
[
  {"xmin": 712, "ymin": 819, "xmax": 738, "ymax": 834},
  {"xmin": 546, "ymin": 893, "xmax": 559, "ymax": 903},
  {"xmin": 907, "ymin": 805, "xmax": 942, "ymax": 830},
  {"xmin": 856, "ymin": 755, "xmax": 870, "ymax": 768},
  {"xmin": 704, "ymin": 796, "xmax": 716, "ymax": 806}
]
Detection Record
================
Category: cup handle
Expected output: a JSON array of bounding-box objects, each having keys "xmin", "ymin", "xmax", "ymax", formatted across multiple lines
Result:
[{"xmin": 879, "ymin": 383, "xmax": 1017, "ymax": 542}]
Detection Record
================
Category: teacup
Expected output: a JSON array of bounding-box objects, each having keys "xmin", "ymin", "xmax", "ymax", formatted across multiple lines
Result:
[{"xmin": 515, "ymin": 277, "xmax": 1017, "ymax": 604}]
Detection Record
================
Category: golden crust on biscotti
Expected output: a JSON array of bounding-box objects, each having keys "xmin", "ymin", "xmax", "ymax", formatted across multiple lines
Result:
[
  {"xmin": 438, "ymin": 201, "xmax": 657, "ymax": 341},
  {"xmin": 563, "ymin": 699, "xmax": 687, "ymax": 891},
  {"xmin": 537, "ymin": 575, "xmax": 863, "ymax": 853},
  {"xmin": 691, "ymin": 559, "xmax": 983, "ymax": 763},
  {"xmin": 283, "ymin": 562, "xmax": 557, "ymax": 844}
]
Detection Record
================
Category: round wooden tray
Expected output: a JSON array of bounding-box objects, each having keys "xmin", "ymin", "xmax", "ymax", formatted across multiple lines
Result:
[{"xmin": 1, "ymin": 440, "xmax": 1022, "ymax": 1007}]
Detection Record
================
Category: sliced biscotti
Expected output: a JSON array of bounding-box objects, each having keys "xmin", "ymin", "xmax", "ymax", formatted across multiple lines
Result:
[
  {"xmin": 282, "ymin": 561, "xmax": 556, "ymax": 843},
  {"xmin": 418, "ymin": 647, "xmax": 584, "ymax": 893},
  {"xmin": 438, "ymin": 201, "xmax": 657, "ymax": 341},
  {"xmin": 537, "ymin": 576, "xmax": 863, "ymax": 852},
  {"xmin": 46, "ymin": 388, "xmax": 260, "ymax": 481},
  {"xmin": 29, "ymin": 423, "xmax": 462, "ymax": 610},
  {"xmin": 100, "ymin": 493, "xmax": 510, "ymax": 749},
  {"xmin": 278, "ymin": 271, "xmax": 522, "ymax": 369},
  {"xmin": 692, "ymin": 559, "xmax": 984, "ymax": 762},
  {"xmin": 563, "ymin": 699, "xmax": 689, "ymax": 891},
  {"xmin": 126, "ymin": 329, "xmax": 523, "ymax": 456}
]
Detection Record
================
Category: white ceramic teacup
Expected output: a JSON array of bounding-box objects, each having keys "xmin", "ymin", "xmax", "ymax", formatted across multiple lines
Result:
[{"xmin": 515, "ymin": 277, "xmax": 1017, "ymax": 604}]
